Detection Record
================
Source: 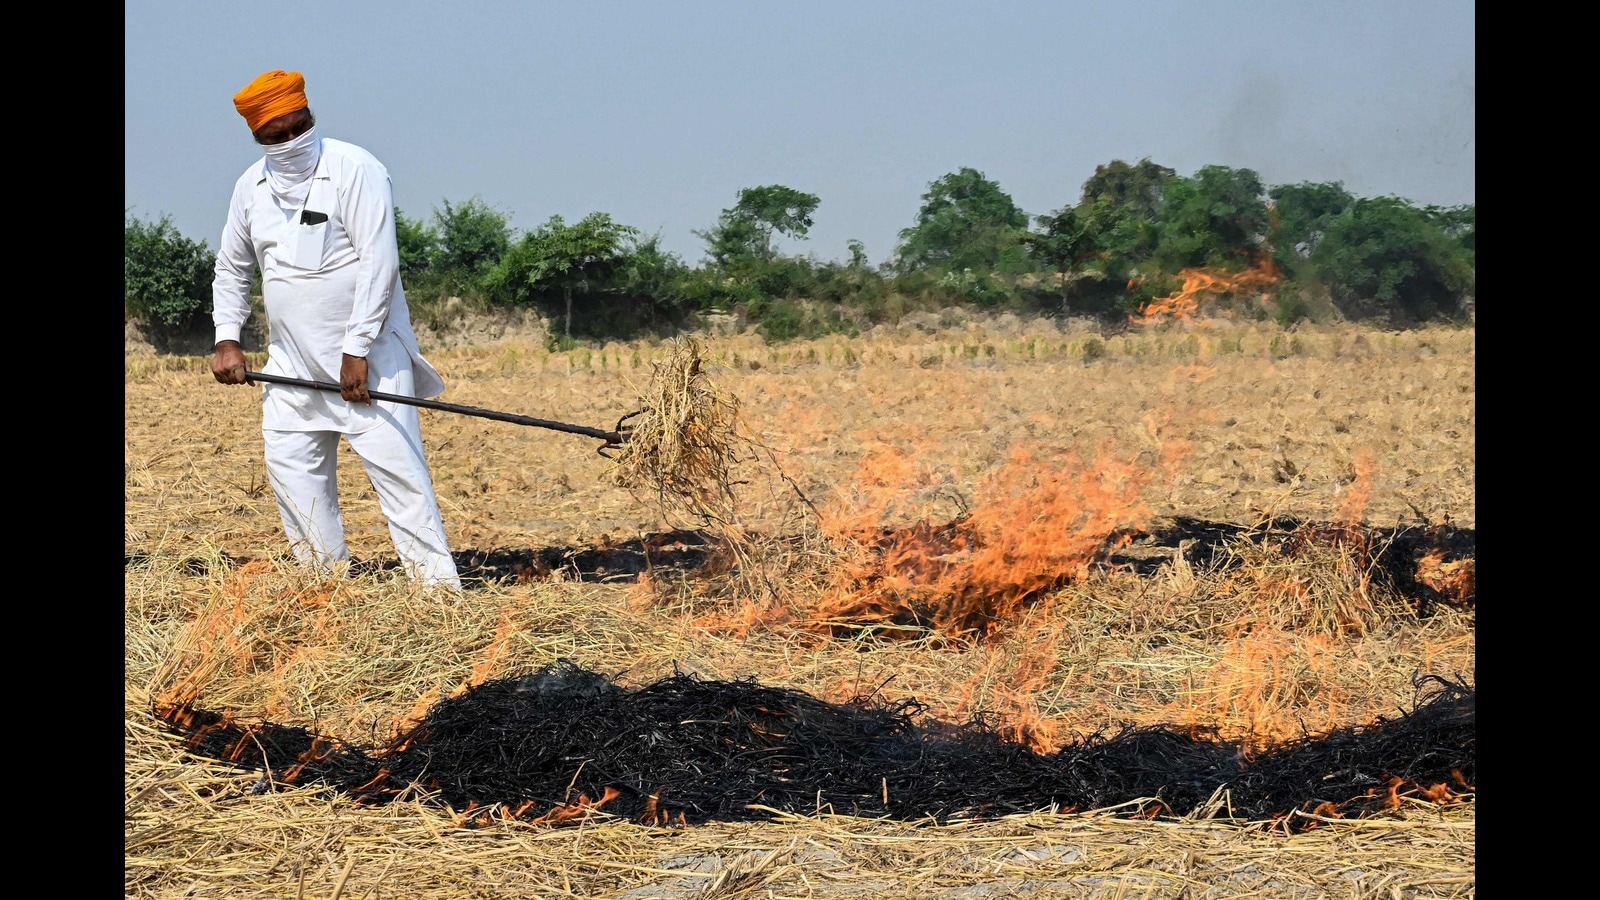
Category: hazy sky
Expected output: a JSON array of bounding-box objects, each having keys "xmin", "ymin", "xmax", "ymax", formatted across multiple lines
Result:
[{"xmin": 125, "ymin": 1, "xmax": 1474, "ymax": 267}]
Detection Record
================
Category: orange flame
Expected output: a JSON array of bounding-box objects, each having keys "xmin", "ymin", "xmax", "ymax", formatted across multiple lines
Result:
[
  {"xmin": 1133, "ymin": 258, "xmax": 1279, "ymax": 326},
  {"xmin": 811, "ymin": 442, "xmax": 1152, "ymax": 639},
  {"xmin": 1168, "ymin": 630, "xmax": 1349, "ymax": 746},
  {"xmin": 529, "ymin": 785, "xmax": 623, "ymax": 825},
  {"xmin": 351, "ymin": 767, "xmax": 395, "ymax": 797},
  {"xmin": 948, "ymin": 617, "xmax": 1070, "ymax": 753},
  {"xmin": 1307, "ymin": 800, "xmax": 1344, "ymax": 821},
  {"xmin": 1416, "ymin": 551, "xmax": 1476, "ymax": 605},
  {"xmin": 1335, "ymin": 448, "xmax": 1376, "ymax": 527},
  {"xmin": 278, "ymin": 741, "xmax": 323, "ymax": 783},
  {"xmin": 468, "ymin": 607, "xmax": 520, "ymax": 688},
  {"xmin": 639, "ymin": 792, "xmax": 663, "ymax": 825}
]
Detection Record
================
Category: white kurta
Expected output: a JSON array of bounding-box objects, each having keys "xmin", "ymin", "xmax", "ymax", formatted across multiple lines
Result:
[
  {"xmin": 212, "ymin": 137, "xmax": 445, "ymax": 433},
  {"xmin": 212, "ymin": 136, "xmax": 459, "ymax": 590}
]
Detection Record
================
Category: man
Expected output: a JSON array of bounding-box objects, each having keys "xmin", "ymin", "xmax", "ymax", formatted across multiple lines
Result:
[{"xmin": 210, "ymin": 69, "xmax": 461, "ymax": 592}]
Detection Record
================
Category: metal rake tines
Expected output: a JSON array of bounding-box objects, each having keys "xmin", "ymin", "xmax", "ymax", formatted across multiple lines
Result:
[{"xmin": 598, "ymin": 409, "xmax": 647, "ymax": 457}]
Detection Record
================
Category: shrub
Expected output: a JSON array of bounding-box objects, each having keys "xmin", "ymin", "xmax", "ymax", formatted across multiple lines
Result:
[
  {"xmin": 752, "ymin": 257, "xmax": 818, "ymax": 299},
  {"xmin": 1305, "ymin": 197, "xmax": 1474, "ymax": 324},
  {"xmin": 125, "ymin": 213, "xmax": 216, "ymax": 328},
  {"xmin": 747, "ymin": 297, "xmax": 857, "ymax": 343},
  {"xmin": 1271, "ymin": 286, "xmax": 1341, "ymax": 327},
  {"xmin": 748, "ymin": 296, "xmax": 806, "ymax": 341},
  {"xmin": 656, "ymin": 267, "xmax": 741, "ymax": 314}
]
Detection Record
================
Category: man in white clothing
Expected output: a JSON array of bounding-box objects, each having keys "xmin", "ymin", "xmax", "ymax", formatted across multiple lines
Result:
[{"xmin": 210, "ymin": 69, "xmax": 461, "ymax": 592}]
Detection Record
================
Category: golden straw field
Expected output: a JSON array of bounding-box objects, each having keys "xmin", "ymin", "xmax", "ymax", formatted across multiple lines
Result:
[{"xmin": 126, "ymin": 316, "xmax": 1475, "ymax": 898}]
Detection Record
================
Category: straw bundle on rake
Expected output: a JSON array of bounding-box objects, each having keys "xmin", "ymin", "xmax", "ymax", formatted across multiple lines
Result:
[{"xmin": 608, "ymin": 336, "xmax": 748, "ymax": 528}]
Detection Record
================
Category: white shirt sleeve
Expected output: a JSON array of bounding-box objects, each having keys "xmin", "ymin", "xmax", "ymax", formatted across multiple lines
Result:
[
  {"xmin": 338, "ymin": 159, "xmax": 400, "ymax": 358},
  {"xmin": 211, "ymin": 176, "xmax": 258, "ymax": 347}
]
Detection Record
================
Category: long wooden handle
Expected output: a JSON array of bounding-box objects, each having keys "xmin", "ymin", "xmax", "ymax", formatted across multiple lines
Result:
[{"xmin": 243, "ymin": 370, "xmax": 623, "ymax": 442}]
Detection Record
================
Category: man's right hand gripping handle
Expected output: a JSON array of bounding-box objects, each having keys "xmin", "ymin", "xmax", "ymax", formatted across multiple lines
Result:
[{"xmin": 212, "ymin": 340, "xmax": 254, "ymax": 385}]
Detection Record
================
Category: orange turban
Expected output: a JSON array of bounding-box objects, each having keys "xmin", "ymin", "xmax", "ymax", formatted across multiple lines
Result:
[{"xmin": 233, "ymin": 70, "xmax": 309, "ymax": 132}]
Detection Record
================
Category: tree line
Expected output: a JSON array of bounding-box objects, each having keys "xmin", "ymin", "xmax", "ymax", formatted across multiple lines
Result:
[{"xmin": 126, "ymin": 158, "xmax": 1475, "ymax": 346}]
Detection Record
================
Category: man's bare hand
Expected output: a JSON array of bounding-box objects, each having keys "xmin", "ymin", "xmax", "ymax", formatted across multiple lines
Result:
[
  {"xmin": 340, "ymin": 354, "xmax": 371, "ymax": 403},
  {"xmin": 212, "ymin": 341, "xmax": 252, "ymax": 385}
]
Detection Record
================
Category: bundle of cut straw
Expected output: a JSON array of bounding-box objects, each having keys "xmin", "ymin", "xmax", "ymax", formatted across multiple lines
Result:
[{"xmin": 609, "ymin": 337, "xmax": 749, "ymax": 527}]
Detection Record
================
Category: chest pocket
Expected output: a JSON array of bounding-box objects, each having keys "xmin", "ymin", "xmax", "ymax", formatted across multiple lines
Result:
[
  {"xmin": 286, "ymin": 178, "xmax": 335, "ymax": 270},
  {"xmin": 289, "ymin": 209, "xmax": 328, "ymax": 269}
]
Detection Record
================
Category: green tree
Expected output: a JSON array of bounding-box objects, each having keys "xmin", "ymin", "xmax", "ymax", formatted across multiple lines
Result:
[
  {"xmin": 1025, "ymin": 206, "xmax": 1097, "ymax": 313},
  {"xmin": 1266, "ymin": 181, "xmax": 1356, "ymax": 272},
  {"xmin": 896, "ymin": 165, "xmax": 1030, "ymax": 275},
  {"xmin": 1069, "ymin": 160, "xmax": 1177, "ymax": 284},
  {"xmin": 846, "ymin": 238, "xmax": 869, "ymax": 270},
  {"xmin": 395, "ymin": 206, "xmax": 439, "ymax": 277},
  {"xmin": 125, "ymin": 212, "xmax": 216, "ymax": 328},
  {"xmin": 695, "ymin": 211, "xmax": 767, "ymax": 268},
  {"xmin": 1049, "ymin": 162, "xmax": 1176, "ymax": 315},
  {"xmin": 1305, "ymin": 196, "xmax": 1474, "ymax": 323},
  {"xmin": 614, "ymin": 233, "xmax": 693, "ymax": 327},
  {"xmin": 1080, "ymin": 158, "xmax": 1176, "ymax": 219},
  {"xmin": 433, "ymin": 197, "xmax": 512, "ymax": 292},
  {"xmin": 483, "ymin": 212, "xmax": 640, "ymax": 338},
  {"xmin": 1153, "ymin": 165, "xmax": 1270, "ymax": 271},
  {"xmin": 695, "ymin": 184, "xmax": 820, "ymax": 271},
  {"xmin": 730, "ymin": 185, "xmax": 820, "ymax": 260},
  {"xmin": 1425, "ymin": 203, "xmax": 1475, "ymax": 259},
  {"xmin": 896, "ymin": 167, "xmax": 1031, "ymax": 274}
]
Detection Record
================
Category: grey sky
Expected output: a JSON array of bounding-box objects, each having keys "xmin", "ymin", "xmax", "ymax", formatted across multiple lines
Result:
[{"xmin": 125, "ymin": 0, "xmax": 1474, "ymax": 267}]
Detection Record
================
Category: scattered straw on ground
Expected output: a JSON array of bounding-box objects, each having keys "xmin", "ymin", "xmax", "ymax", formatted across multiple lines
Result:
[
  {"xmin": 126, "ymin": 533, "xmax": 1475, "ymax": 898},
  {"xmin": 127, "ymin": 322, "xmax": 1475, "ymax": 898}
]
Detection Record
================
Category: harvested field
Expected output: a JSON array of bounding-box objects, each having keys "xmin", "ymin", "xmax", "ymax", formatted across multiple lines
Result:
[{"xmin": 126, "ymin": 317, "xmax": 1474, "ymax": 898}]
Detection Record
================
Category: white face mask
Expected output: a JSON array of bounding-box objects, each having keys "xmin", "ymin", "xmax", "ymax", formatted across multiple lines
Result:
[
  {"xmin": 262, "ymin": 124, "xmax": 321, "ymax": 178},
  {"xmin": 261, "ymin": 125, "xmax": 321, "ymax": 207}
]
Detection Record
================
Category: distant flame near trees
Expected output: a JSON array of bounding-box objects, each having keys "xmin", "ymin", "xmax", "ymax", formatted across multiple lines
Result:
[
  {"xmin": 810, "ymin": 442, "xmax": 1154, "ymax": 639},
  {"xmin": 1133, "ymin": 257, "xmax": 1280, "ymax": 325}
]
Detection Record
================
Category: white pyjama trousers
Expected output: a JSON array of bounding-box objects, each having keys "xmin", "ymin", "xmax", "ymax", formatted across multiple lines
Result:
[{"xmin": 262, "ymin": 404, "xmax": 460, "ymax": 591}]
